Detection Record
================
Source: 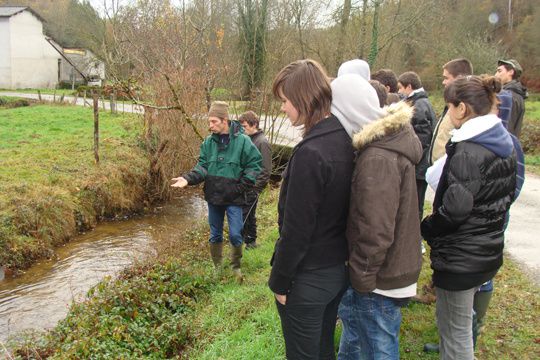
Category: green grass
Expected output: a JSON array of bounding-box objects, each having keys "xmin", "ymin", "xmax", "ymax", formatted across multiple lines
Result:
[
  {"xmin": 0, "ymin": 103, "xmax": 148, "ymax": 270},
  {"xmin": 525, "ymin": 155, "xmax": 540, "ymax": 175},
  {"xmin": 11, "ymin": 189, "xmax": 538, "ymax": 359},
  {"xmin": 0, "ymin": 104, "xmax": 139, "ymax": 179},
  {"xmin": 525, "ymin": 93, "xmax": 540, "ymax": 123}
]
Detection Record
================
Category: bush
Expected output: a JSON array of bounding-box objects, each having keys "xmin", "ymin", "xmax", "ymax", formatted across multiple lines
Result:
[
  {"xmin": 57, "ymin": 80, "xmax": 83, "ymax": 90},
  {"xmin": 5, "ymin": 99, "xmax": 31, "ymax": 108},
  {"xmin": 521, "ymin": 121, "xmax": 540, "ymax": 154},
  {"xmin": 14, "ymin": 262, "xmax": 211, "ymax": 358}
]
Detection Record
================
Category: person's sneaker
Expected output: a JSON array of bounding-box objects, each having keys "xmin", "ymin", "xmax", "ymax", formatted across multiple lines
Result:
[
  {"xmin": 423, "ymin": 343, "xmax": 440, "ymax": 353},
  {"xmin": 245, "ymin": 242, "xmax": 258, "ymax": 250},
  {"xmin": 421, "ymin": 241, "xmax": 427, "ymax": 254}
]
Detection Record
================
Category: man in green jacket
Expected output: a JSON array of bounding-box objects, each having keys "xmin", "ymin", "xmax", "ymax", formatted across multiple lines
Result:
[{"xmin": 172, "ymin": 101, "xmax": 262, "ymax": 281}]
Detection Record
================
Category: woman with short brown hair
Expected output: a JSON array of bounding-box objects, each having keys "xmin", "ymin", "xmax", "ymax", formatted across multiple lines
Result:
[{"xmin": 269, "ymin": 59, "xmax": 354, "ymax": 359}]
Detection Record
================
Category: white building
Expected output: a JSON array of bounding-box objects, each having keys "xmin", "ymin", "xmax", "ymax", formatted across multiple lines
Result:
[
  {"xmin": 0, "ymin": 6, "xmax": 61, "ymax": 89},
  {"xmin": 59, "ymin": 48, "xmax": 106, "ymax": 87},
  {"xmin": 0, "ymin": 6, "xmax": 105, "ymax": 89}
]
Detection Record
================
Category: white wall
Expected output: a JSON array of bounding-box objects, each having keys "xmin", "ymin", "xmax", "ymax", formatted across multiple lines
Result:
[
  {"xmin": 0, "ymin": 18, "xmax": 12, "ymax": 88},
  {"xmin": 8, "ymin": 11, "xmax": 61, "ymax": 89},
  {"xmin": 59, "ymin": 49, "xmax": 106, "ymax": 84}
]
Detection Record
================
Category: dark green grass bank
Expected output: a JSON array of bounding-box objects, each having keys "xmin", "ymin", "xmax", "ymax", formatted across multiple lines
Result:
[
  {"xmin": 9, "ymin": 188, "xmax": 539, "ymax": 359},
  {"xmin": 0, "ymin": 103, "xmax": 149, "ymax": 271}
]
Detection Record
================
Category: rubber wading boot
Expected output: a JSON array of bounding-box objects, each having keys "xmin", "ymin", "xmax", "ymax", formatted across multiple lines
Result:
[
  {"xmin": 473, "ymin": 289, "xmax": 493, "ymax": 348},
  {"xmin": 230, "ymin": 245, "xmax": 244, "ymax": 284},
  {"xmin": 209, "ymin": 242, "xmax": 223, "ymax": 269}
]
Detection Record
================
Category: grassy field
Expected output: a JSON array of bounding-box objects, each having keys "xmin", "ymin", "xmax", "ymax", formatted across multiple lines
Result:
[
  {"xmin": 0, "ymin": 102, "xmax": 149, "ymax": 271},
  {"xmin": 9, "ymin": 188, "xmax": 539, "ymax": 359}
]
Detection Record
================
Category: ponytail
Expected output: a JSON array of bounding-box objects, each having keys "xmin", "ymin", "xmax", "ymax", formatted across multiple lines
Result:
[{"xmin": 444, "ymin": 75, "xmax": 501, "ymax": 116}]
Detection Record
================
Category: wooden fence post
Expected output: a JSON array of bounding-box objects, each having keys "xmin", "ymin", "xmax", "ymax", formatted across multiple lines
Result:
[
  {"xmin": 110, "ymin": 91, "xmax": 116, "ymax": 114},
  {"xmin": 93, "ymin": 92, "xmax": 100, "ymax": 164}
]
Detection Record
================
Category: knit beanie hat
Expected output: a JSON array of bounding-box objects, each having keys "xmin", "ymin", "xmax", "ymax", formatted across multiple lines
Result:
[
  {"xmin": 208, "ymin": 101, "xmax": 229, "ymax": 119},
  {"xmin": 331, "ymin": 74, "xmax": 384, "ymax": 138},
  {"xmin": 337, "ymin": 59, "xmax": 371, "ymax": 81}
]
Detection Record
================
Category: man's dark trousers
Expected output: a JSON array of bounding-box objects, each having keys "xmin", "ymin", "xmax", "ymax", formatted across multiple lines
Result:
[{"xmin": 242, "ymin": 192, "xmax": 258, "ymax": 245}]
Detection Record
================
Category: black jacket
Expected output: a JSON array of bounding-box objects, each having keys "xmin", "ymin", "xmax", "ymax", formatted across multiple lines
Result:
[
  {"xmin": 405, "ymin": 91, "xmax": 437, "ymax": 179},
  {"xmin": 503, "ymin": 80, "xmax": 528, "ymax": 138},
  {"xmin": 249, "ymin": 130, "xmax": 272, "ymax": 193},
  {"xmin": 421, "ymin": 126, "xmax": 516, "ymax": 290},
  {"xmin": 268, "ymin": 115, "xmax": 355, "ymax": 295}
]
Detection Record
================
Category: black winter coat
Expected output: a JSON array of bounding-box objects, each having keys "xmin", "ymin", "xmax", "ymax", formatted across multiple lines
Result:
[
  {"xmin": 421, "ymin": 141, "xmax": 516, "ymax": 290},
  {"xmin": 268, "ymin": 115, "xmax": 355, "ymax": 295},
  {"xmin": 406, "ymin": 91, "xmax": 437, "ymax": 179}
]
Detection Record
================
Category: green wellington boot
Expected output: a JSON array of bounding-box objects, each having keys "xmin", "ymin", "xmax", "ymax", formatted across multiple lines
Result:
[
  {"xmin": 230, "ymin": 245, "xmax": 244, "ymax": 284},
  {"xmin": 209, "ymin": 242, "xmax": 223, "ymax": 269}
]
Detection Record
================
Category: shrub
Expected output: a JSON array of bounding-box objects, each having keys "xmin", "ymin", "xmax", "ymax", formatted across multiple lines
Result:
[
  {"xmin": 5, "ymin": 99, "xmax": 31, "ymax": 108},
  {"xmin": 521, "ymin": 121, "xmax": 540, "ymax": 154}
]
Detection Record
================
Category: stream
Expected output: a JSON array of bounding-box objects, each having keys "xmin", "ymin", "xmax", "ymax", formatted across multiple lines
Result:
[{"xmin": 0, "ymin": 193, "xmax": 206, "ymax": 344}]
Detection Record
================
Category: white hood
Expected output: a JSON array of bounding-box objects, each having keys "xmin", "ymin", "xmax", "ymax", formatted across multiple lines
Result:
[
  {"xmin": 331, "ymin": 74, "xmax": 385, "ymax": 138},
  {"xmin": 337, "ymin": 59, "xmax": 371, "ymax": 80}
]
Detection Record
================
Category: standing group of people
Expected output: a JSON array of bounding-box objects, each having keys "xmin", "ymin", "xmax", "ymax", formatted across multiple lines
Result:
[
  {"xmin": 171, "ymin": 55, "xmax": 526, "ymax": 359},
  {"xmin": 268, "ymin": 57, "xmax": 524, "ymax": 360}
]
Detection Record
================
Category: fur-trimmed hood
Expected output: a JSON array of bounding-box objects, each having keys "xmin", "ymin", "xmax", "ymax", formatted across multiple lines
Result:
[{"xmin": 352, "ymin": 102, "xmax": 422, "ymax": 165}]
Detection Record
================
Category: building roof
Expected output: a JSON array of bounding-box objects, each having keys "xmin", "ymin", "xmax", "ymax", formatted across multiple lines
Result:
[{"xmin": 0, "ymin": 6, "xmax": 45, "ymax": 22}]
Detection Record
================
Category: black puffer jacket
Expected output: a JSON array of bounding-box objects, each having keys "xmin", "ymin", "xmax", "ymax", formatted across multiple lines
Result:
[
  {"xmin": 268, "ymin": 115, "xmax": 355, "ymax": 295},
  {"xmin": 421, "ymin": 116, "xmax": 517, "ymax": 290},
  {"xmin": 405, "ymin": 90, "xmax": 437, "ymax": 179}
]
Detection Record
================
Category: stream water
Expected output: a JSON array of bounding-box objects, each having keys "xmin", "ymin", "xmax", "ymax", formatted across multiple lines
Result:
[{"xmin": 0, "ymin": 193, "xmax": 206, "ymax": 344}]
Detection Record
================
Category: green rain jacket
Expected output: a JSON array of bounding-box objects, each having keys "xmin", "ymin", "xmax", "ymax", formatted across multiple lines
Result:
[{"xmin": 183, "ymin": 121, "xmax": 262, "ymax": 206}]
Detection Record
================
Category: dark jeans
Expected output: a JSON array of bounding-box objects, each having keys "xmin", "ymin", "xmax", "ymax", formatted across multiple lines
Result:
[
  {"xmin": 242, "ymin": 194, "xmax": 258, "ymax": 244},
  {"xmin": 276, "ymin": 263, "xmax": 348, "ymax": 360},
  {"xmin": 416, "ymin": 179, "xmax": 428, "ymax": 221}
]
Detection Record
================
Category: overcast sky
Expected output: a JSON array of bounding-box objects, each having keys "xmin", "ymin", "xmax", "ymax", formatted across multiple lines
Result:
[
  {"xmin": 87, "ymin": 0, "xmax": 185, "ymax": 15},
  {"xmin": 88, "ymin": 0, "xmax": 338, "ymax": 22}
]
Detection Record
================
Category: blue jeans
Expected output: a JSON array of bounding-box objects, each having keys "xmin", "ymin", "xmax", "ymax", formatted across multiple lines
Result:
[
  {"xmin": 207, "ymin": 203, "xmax": 243, "ymax": 247},
  {"xmin": 338, "ymin": 288, "xmax": 403, "ymax": 360}
]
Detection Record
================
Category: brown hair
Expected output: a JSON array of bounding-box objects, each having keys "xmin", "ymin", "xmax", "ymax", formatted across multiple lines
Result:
[
  {"xmin": 371, "ymin": 69, "xmax": 398, "ymax": 93},
  {"xmin": 444, "ymin": 75, "xmax": 502, "ymax": 117},
  {"xmin": 398, "ymin": 71, "xmax": 422, "ymax": 90},
  {"xmin": 443, "ymin": 58, "xmax": 473, "ymax": 77},
  {"xmin": 369, "ymin": 80, "xmax": 388, "ymax": 108},
  {"xmin": 239, "ymin": 110, "xmax": 260, "ymax": 128},
  {"xmin": 272, "ymin": 59, "xmax": 332, "ymax": 135}
]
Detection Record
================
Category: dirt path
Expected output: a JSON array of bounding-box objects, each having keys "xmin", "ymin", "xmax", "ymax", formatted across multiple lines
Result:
[
  {"xmin": 504, "ymin": 172, "xmax": 540, "ymax": 285},
  {"xmin": 0, "ymin": 91, "xmax": 143, "ymax": 113}
]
